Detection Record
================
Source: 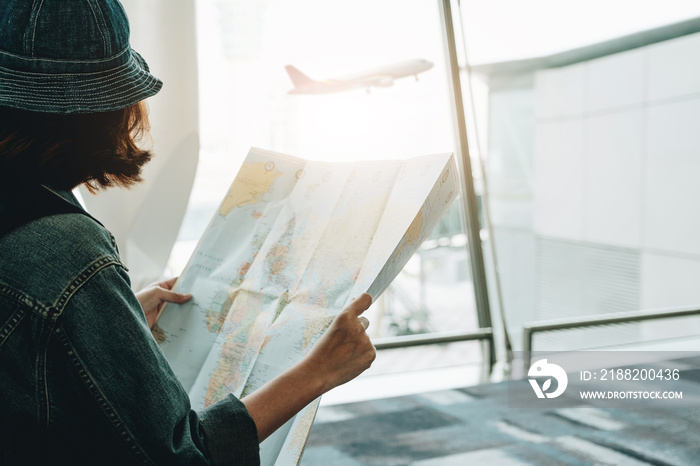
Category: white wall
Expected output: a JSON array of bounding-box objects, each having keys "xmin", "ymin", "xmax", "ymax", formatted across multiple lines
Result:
[{"xmin": 80, "ymin": 0, "xmax": 200, "ymax": 288}]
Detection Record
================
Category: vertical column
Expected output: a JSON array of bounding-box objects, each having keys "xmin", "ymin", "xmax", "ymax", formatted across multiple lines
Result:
[{"xmin": 439, "ymin": 0, "xmax": 495, "ymax": 368}]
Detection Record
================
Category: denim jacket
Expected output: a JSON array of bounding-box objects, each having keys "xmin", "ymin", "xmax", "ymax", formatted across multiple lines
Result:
[{"xmin": 0, "ymin": 188, "xmax": 259, "ymax": 465}]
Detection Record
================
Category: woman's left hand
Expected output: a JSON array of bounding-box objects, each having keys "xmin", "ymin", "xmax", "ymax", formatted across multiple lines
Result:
[{"xmin": 135, "ymin": 277, "xmax": 192, "ymax": 329}]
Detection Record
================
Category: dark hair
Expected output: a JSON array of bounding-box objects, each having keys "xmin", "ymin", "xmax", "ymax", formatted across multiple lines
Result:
[{"xmin": 0, "ymin": 102, "xmax": 152, "ymax": 193}]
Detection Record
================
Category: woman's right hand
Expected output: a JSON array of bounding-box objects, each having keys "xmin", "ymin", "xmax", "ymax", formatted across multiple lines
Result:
[
  {"xmin": 241, "ymin": 294, "xmax": 376, "ymax": 441},
  {"xmin": 303, "ymin": 293, "xmax": 376, "ymax": 392}
]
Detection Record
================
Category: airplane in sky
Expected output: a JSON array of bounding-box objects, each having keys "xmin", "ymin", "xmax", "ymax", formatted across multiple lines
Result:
[{"xmin": 285, "ymin": 58, "xmax": 434, "ymax": 94}]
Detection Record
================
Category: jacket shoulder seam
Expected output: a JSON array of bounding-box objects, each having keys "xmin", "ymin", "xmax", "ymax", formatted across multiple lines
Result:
[
  {"xmin": 0, "ymin": 282, "xmax": 50, "ymax": 318},
  {"xmin": 0, "ymin": 254, "xmax": 124, "ymax": 320},
  {"xmin": 52, "ymin": 255, "xmax": 124, "ymax": 317}
]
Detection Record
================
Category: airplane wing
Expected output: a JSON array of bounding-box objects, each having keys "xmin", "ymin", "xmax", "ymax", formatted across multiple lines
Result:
[
  {"xmin": 356, "ymin": 75, "xmax": 394, "ymax": 88},
  {"xmin": 285, "ymin": 59, "xmax": 432, "ymax": 95}
]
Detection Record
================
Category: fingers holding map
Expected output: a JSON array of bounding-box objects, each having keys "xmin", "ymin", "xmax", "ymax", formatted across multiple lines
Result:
[
  {"xmin": 305, "ymin": 293, "xmax": 376, "ymax": 391},
  {"xmin": 156, "ymin": 147, "xmax": 458, "ymax": 464}
]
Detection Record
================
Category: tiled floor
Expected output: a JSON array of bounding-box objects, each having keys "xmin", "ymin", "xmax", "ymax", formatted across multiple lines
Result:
[{"xmin": 304, "ymin": 353, "xmax": 700, "ymax": 465}]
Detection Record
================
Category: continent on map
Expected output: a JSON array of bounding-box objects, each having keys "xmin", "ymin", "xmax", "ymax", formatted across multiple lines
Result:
[
  {"xmin": 392, "ymin": 210, "xmax": 423, "ymax": 261},
  {"xmin": 205, "ymin": 337, "xmax": 248, "ymax": 405},
  {"xmin": 301, "ymin": 315, "xmax": 334, "ymax": 351},
  {"xmin": 204, "ymin": 291, "xmax": 267, "ymax": 406},
  {"xmin": 205, "ymin": 290, "xmax": 233, "ymax": 333},
  {"xmin": 285, "ymin": 403, "xmax": 319, "ymax": 458},
  {"xmin": 219, "ymin": 161, "xmax": 282, "ymax": 216}
]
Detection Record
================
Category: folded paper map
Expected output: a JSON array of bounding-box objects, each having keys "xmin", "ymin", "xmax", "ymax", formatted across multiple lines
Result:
[{"xmin": 157, "ymin": 147, "xmax": 458, "ymax": 464}]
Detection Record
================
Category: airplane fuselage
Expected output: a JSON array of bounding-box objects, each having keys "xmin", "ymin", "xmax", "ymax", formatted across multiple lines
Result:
[{"xmin": 286, "ymin": 59, "xmax": 434, "ymax": 95}]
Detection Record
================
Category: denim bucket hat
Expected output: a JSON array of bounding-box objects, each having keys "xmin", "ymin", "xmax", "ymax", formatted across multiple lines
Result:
[{"xmin": 0, "ymin": 0, "xmax": 162, "ymax": 114}]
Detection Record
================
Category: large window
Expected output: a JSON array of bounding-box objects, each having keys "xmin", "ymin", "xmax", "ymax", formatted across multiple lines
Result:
[
  {"xmin": 170, "ymin": 0, "xmax": 485, "ymax": 377},
  {"xmin": 459, "ymin": 0, "xmax": 700, "ymax": 352},
  {"xmin": 170, "ymin": 0, "xmax": 700, "ymax": 382}
]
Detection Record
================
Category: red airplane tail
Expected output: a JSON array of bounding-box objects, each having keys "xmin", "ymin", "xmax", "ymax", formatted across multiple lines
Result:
[{"xmin": 285, "ymin": 65, "xmax": 316, "ymax": 89}]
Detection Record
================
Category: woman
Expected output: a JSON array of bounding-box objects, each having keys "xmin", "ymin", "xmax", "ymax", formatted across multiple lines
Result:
[{"xmin": 0, "ymin": 1, "xmax": 375, "ymax": 465}]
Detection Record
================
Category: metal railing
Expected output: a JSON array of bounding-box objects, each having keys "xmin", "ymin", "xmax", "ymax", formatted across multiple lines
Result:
[
  {"xmin": 374, "ymin": 328, "xmax": 492, "ymax": 350},
  {"xmin": 374, "ymin": 328, "xmax": 494, "ymax": 381},
  {"xmin": 522, "ymin": 306, "xmax": 700, "ymax": 372}
]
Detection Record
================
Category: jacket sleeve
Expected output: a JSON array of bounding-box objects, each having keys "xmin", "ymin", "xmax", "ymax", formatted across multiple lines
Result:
[{"xmin": 56, "ymin": 262, "xmax": 260, "ymax": 465}]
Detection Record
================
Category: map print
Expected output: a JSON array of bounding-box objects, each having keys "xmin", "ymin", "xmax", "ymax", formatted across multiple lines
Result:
[{"xmin": 157, "ymin": 148, "xmax": 459, "ymax": 465}]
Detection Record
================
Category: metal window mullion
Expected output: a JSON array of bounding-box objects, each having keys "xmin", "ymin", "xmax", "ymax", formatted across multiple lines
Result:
[{"xmin": 439, "ymin": 0, "xmax": 494, "ymax": 367}]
